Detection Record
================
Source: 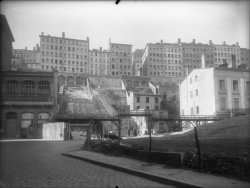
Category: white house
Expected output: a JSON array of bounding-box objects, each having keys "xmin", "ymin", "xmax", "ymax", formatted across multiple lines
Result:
[{"xmin": 180, "ymin": 67, "xmax": 250, "ymax": 116}]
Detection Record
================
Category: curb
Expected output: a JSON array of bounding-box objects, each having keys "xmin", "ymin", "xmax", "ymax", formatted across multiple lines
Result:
[{"xmin": 62, "ymin": 152, "xmax": 202, "ymax": 188}]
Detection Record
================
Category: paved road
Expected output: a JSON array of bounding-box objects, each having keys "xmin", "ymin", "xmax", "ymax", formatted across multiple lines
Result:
[{"xmin": 0, "ymin": 140, "xmax": 176, "ymax": 188}]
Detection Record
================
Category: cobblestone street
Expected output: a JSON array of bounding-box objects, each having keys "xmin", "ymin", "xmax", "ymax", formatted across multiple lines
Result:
[{"xmin": 0, "ymin": 140, "xmax": 175, "ymax": 188}]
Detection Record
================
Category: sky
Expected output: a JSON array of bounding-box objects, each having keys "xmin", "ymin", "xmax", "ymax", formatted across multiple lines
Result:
[{"xmin": 1, "ymin": 1, "xmax": 250, "ymax": 50}]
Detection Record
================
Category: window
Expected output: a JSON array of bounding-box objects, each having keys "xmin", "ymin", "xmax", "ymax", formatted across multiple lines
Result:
[
  {"xmin": 220, "ymin": 97, "xmax": 226, "ymax": 111},
  {"xmin": 21, "ymin": 81, "xmax": 35, "ymax": 95},
  {"xmin": 196, "ymin": 89, "xmax": 198, "ymax": 96},
  {"xmin": 136, "ymin": 106, "xmax": 140, "ymax": 109},
  {"xmin": 190, "ymin": 91, "xmax": 193, "ymax": 98},
  {"xmin": 195, "ymin": 75, "xmax": 198, "ymax": 82},
  {"xmin": 146, "ymin": 106, "xmax": 150, "ymax": 109},
  {"xmin": 233, "ymin": 80, "xmax": 238, "ymax": 91},
  {"xmin": 246, "ymin": 81, "xmax": 250, "ymax": 92},
  {"xmin": 219, "ymin": 80, "xmax": 225, "ymax": 90},
  {"xmin": 196, "ymin": 106, "xmax": 199, "ymax": 114},
  {"xmin": 146, "ymin": 97, "xmax": 149, "ymax": 103},
  {"xmin": 137, "ymin": 96, "xmax": 140, "ymax": 103},
  {"xmin": 155, "ymin": 97, "xmax": 158, "ymax": 103},
  {"xmin": 233, "ymin": 98, "xmax": 240, "ymax": 109},
  {"xmin": 155, "ymin": 106, "xmax": 159, "ymax": 110},
  {"xmin": 6, "ymin": 80, "xmax": 19, "ymax": 95},
  {"xmin": 38, "ymin": 81, "xmax": 50, "ymax": 95}
]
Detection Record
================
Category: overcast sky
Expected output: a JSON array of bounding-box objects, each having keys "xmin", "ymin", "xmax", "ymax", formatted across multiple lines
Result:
[{"xmin": 1, "ymin": 1, "xmax": 249, "ymax": 50}]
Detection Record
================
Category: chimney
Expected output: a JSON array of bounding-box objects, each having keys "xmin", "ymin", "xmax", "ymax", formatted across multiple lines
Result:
[
  {"xmin": 62, "ymin": 32, "xmax": 65, "ymax": 38},
  {"xmin": 36, "ymin": 44, "xmax": 39, "ymax": 51},
  {"xmin": 41, "ymin": 32, "xmax": 44, "ymax": 36},
  {"xmin": 209, "ymin": 40, "xmax": 213, "ymax": 45},
  {"xmin": 25, "ymin": 47, "xmax": 27, "ymax": 50},
  {"xmin": 100, "ymin": 47, "xmax": 102, "ymax": 52},
  {"xmin": 109, "ymin": 38, "xmax": 111, "ymax": 44},
  {"xmin": 178, "ymin": 38, "xmax": 181, "ymax": 44},
  {"xmin": 160, "ymin": 39, "xmax": 163, "ymax": 44},
  {"xmin": 223, "ymin": 41, "xmax": 226, "ymax": 45},
  {"xmin": 87, "ymin": 36, "xmax": 89, "ymax": 42},
  {"xmin": 33, "ymin": 47, "xmax": 35, "ymax": 51},
  {"xmin": 236, "ymin": 42, "xmax": 239, "ymax": 46},
  {"xmin": 231, "ymin": 54, "xmax": 237, "ymax": 68},
  {"xmin": 192, "ymin": 39, "xmax": 196, "ymax": 43},
  {"xmin": 201, "ymin": 53, "xmax": 206, "ymax": 68}
]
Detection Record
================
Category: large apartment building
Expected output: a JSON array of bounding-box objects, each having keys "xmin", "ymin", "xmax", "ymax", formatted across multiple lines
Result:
[
  {"xmin": 181, "ymin": 39, "xmax": 214, "ymax": 76},
  {"xmin": 132, "ymin": 49, "xmax": 144, "ymax": 76},
  {"xmin": 89, "ymin": 47, "xmax": 110, "ymax": 76},
  {"xmin": 40, "ymin": 32, "xmax": 89, "ymax": 74},
  {"xmin": 213, "ymin": 41, "xmax": 240, "ymax": 67},
  {"xmin": 12, "ymin": 46, "xmax": 41, "ymax": 71},
  {"xmin": 109, "ymin": 39, "xmax": 132, "ymax": 76},
  {"xmin": 142, "ymin": 40, "xmax": 182, "ymax": 78},
  {"xmin": 240, "ymin": 48, "xmax": 250, "ymax": 68}
]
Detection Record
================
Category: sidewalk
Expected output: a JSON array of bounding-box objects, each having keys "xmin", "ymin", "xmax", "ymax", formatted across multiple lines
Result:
[{"xmin": 62, "ymin": 151, "xmax": 250, "ymax": 188}]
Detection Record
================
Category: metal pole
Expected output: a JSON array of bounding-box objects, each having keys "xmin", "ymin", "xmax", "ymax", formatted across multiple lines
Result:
[
  {"xmin": 194, "ymin": 126, "xmax": 201, "ymax": 172},
  {"xmin": 118, "ymin": 118, "xmax": 121, "ymax": 146}
]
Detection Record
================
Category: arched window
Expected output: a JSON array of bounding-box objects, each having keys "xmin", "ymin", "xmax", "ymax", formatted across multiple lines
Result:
[
  {"xmin": 76, "ymin": 77, "xmax": 83, "ymax": 86},
  {"xmin": 6, "ymin": 112, "xmax": 17, "ymax": 119},
  {"xmin": 21, "ymin": 113, "xmax": 34, "ymax": 128},
  {"xmin": 21, "ymin": 81, "xmax": 35, "ymax": 95},
  {"xmin": 38, "ymin": 81, "xmax": 50, "ymax": 95},
  {"xmin": 38, "ymin": 113, "xmax": 50, "ymax": 125},
  {"xmin": 6, "ymin": 80, "xmax": 19, "ymax": 95},
  {"xmin": 67, "ymin": 76, "xmax": 74, "ymax": 86}
]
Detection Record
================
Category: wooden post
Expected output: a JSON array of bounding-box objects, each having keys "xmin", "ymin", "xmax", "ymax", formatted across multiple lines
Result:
[
  {"xmin": 118, "ymin": 118, "xmax": 121, "ymax": 146},
  {"xmin": 68, "ymin": 123, "xmax": 71, "ymax": 141},
  {"xmin": 194, "ymin": 126, "xmax": 201, "ymax": 172}
]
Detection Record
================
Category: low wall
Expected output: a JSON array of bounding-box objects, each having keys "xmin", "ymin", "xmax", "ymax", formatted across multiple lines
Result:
[{"xmin": 42, "ymin": 122, "xmax": 66, "ymax": 140}]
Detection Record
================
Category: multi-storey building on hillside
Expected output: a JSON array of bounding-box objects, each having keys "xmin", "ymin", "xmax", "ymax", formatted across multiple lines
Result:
[
  {"xmin": 142, "ymin": 40, "xmax": 182, "ymax": 78},
  {"xmin": 213, "ymin": 41, "xmax": 240, "ymax": 68},
  {"xmin": 240, "ymin": 48, "xmax": 250, "ymax": 68},
  {"xmin": 89, "ymin": 47, "xmax": 110, "ymax": 75},
  {"xmin": 12, "ymin": 46, "xmax": 42, "ymax": 71},
  {"xmin": 40, "ymin": 32, "xmax": 89, "ymax": 74},
  {"xmin": 132, "ymin": 49, "xmax": 144, "ymax": 76},
  {"xmin": 181, "ymin": 39, "xmax": 214, "ymax": 76},
  {"xmin": 109, "ymin": 39, "xmax": 132, "ymax": 76}
]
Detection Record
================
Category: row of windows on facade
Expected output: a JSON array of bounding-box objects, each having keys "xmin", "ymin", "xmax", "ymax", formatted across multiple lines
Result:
[
  {"xmin": 111, "ymin": 71, "xmax": 131, "ymax": 76},
  {"xmin": 111, "ymin": 64, "xmax": 131, "ymax": 69},
  {"xmin": 149, "ymin": 65, "xmax": 182, "ymax": 70},
  {"xmin": 137, "ymin": 96, "xmax": 159, "ymax": 103},
  {"xmin": 214, "ymin": 52, "xmax": 239, "ymax": 57},
  {"xmin": 41, "ymin": 51, "xmax": 88, "ymax": 59},
  {"xmin": 111, "ymin": 52, "xmax": 131, "ymax": 56},
  {"xmin": 182, "ymin": 47, "xmax": 213, "ymax": 52},
  {"xmin": 6, "ymin": 112, "xmax": 50, "ymax": 128},
  {"xmin": 148, "ymin": 46, "xmax": 180, "ymax": 51},
  {"xmin": 6, "ymin": 80, "xmax": 50, "ymax": 96},
  {"xmin": 13, "ymin": 53, "xmax": 36, "ymax": 58},
  {"xmin": 219, "ymin": 97, "xmax": 245, "ymax": 111},
  {"xmin": 41, "ymin": 37, "xmax": 87, "ymax": 46},
  {"xmin": 90, "ymin": 64, "xmax": 110, "ymax": 69},
  {"xmin": 149, "ymin": 60, "xmax": 181, "ymax": 65},
  {"xmin": 41, "ymin": 45, "xmax": 88, "ymax": 52},
  {"xmin": 42, "ymin": 65, "xmax": 88, "ymax": 73},
  {"xmin": 136, "ymin": 105, "xmax": 159, "ymax": 110},
  {"xmin": 90, "ymin": 53, "xmax": 109, "ymax": 57},
  {"xmin": 214, "ymin": 59, "xmax": 240, "ymax": 63},
  {"xmin": 90, "ymin": 58, "xmax": 109, "ymax": 63},
  {"xmin": 149, "ymin": 53, "xmax": 181, "ymax": 58},
  {"xmin": 219, "ymin": 80, "xmax": 250, "ymax": 91},
  {"xmin": 42, "ymin": 59, "xmax": 87, "ymax": 66},
  {"xmin": 183, "ymin": 53, "xmax": 213, "ymax": 58},
  {"xmin": 150, "ymin": 71, "xmax": 182, "ymax": 77},
  {"xmin": 90, "ymin": 70, "xmax": 110, "ymax": 75},
  {"xmin": 110, "ymin": 45, "xmax": 131, "ymax": 50},
  {"xmin": 214, "ymin": 47, "xmax": 240, "ymax": 52},
  {"xmin": 111, "ymin": 58, "xmax": 131, "ymax": 63}
]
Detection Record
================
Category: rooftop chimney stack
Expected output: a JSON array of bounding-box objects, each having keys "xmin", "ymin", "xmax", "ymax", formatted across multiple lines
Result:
[
  {"xmin": 231, "ymin": 54, "xmax": 237, "ymax": 68},
  {"xmin": 160, "ymin": 39, "xmax": 163, "ymax": 44},
  {"xmin": 192, "ymin": 39, "xmax": 196, "ymax": 43},
  {"xmin": 62, "ymin": 32, "xmax": 65, "ymax": 38},
  {"xmin": 223, "ymin": 41, "xmax": 226, "ymax": 45},
  {"xmin": 33, "ymin": 47, "xmax": 35, "ymax": 51},
  {"xmin": 25, "ymin": 47, "xmax": 27, "ymax": 50},
  {"xmin": 177, "ymin": 38, "xmax": 181, "ymax": 44},
  {"xmin": 41, "ymin": 32, "xmax": 44, "ymax": 36},
  {"xmin": 100, "ymin": 47, "xmax": 102, "ymax": 52},
  {"xmin": 209, "ymin": 40, "xmax": 213, "ymax": 45},
  {"xmin": 236, "ymin": 42, "xmax": 239, "ymax": 46}
]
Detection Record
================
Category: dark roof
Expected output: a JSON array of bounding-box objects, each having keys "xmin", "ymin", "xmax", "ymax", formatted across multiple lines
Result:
[
  {"xmin": 0, "ymin": 14, "xmax": 14, "ymax": 42},
  {"xmin": 215, "ymin": 67, "xmax": 250, "ymax": 73}
]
